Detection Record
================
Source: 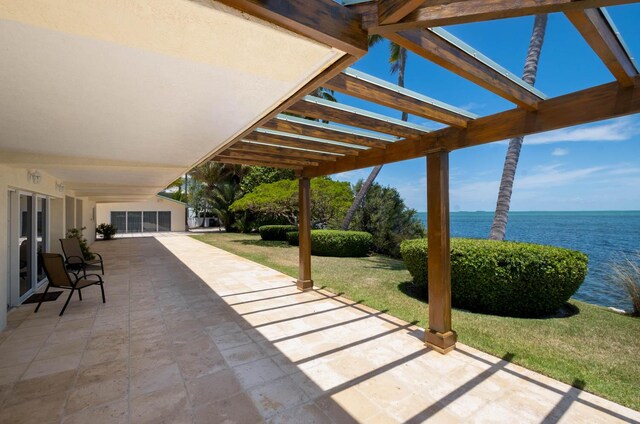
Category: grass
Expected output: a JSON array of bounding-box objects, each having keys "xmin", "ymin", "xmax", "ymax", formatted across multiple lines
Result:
[{"xmin": 192, "ymin": 232, "xmax": 640, "ymax": 411}]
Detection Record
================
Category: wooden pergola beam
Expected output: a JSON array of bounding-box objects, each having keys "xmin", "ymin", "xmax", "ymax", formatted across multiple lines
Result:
[
  {"xmin": 565, "ymin": 8, "xmax": 638, "ymax": 88},
  {"xmin": 213, "ymin": 156, "xmax": 303, "ymax": 169},
  {"xmin": 217, "ymin": 0, "xmax": 368, "ymax": 56},
  {"xmin": 302, "ymin": 75, "xmax": 640, "ymax": 177},
  {"xmin": 386, "ymin": 29, "xmax": 545, "ymax": 110},
  {"xmin": 244, "ymin": 131, "xmax": 365, "ymax": 156},
  {"xmin": 378, "ymin": 0, "xmax": 425, "ymax": 24},
  {"xmin": 358, "ymin": 0, "xmax": 639, "ymax": 33},
  {"xmin": 325, "ymin": 70, "xmax": 474, "ymax": 127},
  {"xmin": 287, "ymin": 96, "xmax": 431, "ymax": 138},
  {"xmin": 227, "ymin": 143, "xmax": 339, "ymax": 162},
  {"xmin": 262, "ymin": 116, "xmax": 393, "ymax": 149},
  {"xmin": 216, "ymin": 151, "xmax": 320, "ymax": 167}
]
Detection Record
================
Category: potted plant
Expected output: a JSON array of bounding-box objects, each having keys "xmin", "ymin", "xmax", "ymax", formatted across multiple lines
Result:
[{"xmin": 96, "ymin": 223, "xmax": 118, "ymax": 240}]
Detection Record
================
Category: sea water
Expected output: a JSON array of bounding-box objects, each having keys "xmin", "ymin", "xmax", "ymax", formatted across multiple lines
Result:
[{"xmin": 415, "ymin": 211, "xmax": 640, "ymax": 311}]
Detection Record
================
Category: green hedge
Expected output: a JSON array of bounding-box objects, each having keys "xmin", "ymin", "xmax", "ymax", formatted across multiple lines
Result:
[
  {"xmin": 285, "ymin": 230, "xmax": 372, "ymax": 257},
  {"xmin": 258, "ymin": 225, "xmax": 298, "ymax": 241},
  {"xmin": 400, "ymin": 238, "xmax": 588, "ymax": 317},
  {"xmin": 286, "ymin": 231, "xmax": 299, "ymax": 246},
  {"xmin": 311, "ymin": 230, "xmax": 372, "ymax": 257}
]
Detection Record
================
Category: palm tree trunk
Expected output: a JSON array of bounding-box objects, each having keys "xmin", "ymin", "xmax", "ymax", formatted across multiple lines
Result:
[
  {"xmin": 342, "ymin": 46, "xmax": 408, "ymax": 230},
  {"xmin": 489, "ymin": 14, "xmax": 548, "ymax": 241},
  {"xmin": 341, "ymin": 165, "xmax": 383, "ymax": 230}
]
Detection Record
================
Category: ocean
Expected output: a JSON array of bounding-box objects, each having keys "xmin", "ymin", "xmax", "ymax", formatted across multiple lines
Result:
[{"xmin": 415, "ymin": 211, "xmax": 640, "ymax": 311}]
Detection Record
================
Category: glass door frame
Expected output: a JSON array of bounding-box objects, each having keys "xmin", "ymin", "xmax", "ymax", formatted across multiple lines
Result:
[
  {"xmin": 35, "ymin": 194, "xmax": 50, "ymax": 292},
  {"xmin": 7, "ymin": 190, "xmax": 51, "ymax": 306}
]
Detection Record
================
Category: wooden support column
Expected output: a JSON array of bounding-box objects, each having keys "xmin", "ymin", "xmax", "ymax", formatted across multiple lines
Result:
[
  {"xmin": 297, "ymin": 177, "xmax": 313, "ymax": 291},
  {"xmin": 425, "ymin": 151, "xmax": 457, "ymax": 354}
]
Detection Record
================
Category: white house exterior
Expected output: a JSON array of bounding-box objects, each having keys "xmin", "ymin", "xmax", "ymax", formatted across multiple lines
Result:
[
  {"xmin": 1, "ymin": 167, "xmax": 97, "ymax": 330},
  {"xmin": 96, "ymin": 196, "xmax": 187, "ymax": 234},
  {"xmin": 0, "ymin": 0, "xmax": 349, "ymax": 330}
]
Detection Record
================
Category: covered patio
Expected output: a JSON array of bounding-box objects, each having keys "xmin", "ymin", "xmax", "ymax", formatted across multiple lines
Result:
[{"xmin": 1, "ymin": 235, "xmax": 638, "ymax": 423}]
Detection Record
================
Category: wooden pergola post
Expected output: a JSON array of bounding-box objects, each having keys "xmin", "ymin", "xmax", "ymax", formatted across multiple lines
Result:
[
  {"xmin": 297, "ymin": 176, "xmax": 313, "ymax": 291},
  {"xmin": 425, "ymin": 151, "xmax": 457, "ymax": 354}
]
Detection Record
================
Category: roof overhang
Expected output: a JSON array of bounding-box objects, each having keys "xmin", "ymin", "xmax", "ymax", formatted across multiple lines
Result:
[{"xmin": 0, "ymin": 0, "xmax": 367, "ymax": 202}]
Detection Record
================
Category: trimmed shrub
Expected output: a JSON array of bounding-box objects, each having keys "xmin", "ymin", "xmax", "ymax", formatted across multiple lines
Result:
[
  {"xmin": 286, "ymin": 231, "xmax": 299, "ymax": 246},
  {"xmin": 311, "ymin": 230, "xmax": 372, "ymax": 257},
  {"xmin": 400, "ymin": 238, "xmax": 588, "ymax": 317},
  {"xmin": 259, "ymin": 225, "xmax": 298, "ymax": 241},
  {"xmin": 285, "ymin": 230, "xmax": 372, "ymax": 257}
]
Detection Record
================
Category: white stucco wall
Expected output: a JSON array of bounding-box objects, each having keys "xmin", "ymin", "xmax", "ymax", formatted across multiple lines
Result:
[
  {"xmin": 0, "ymin": 165, "xmax": 95, "ymax": 330},
  {"xmin": 96, "ymin": 197, "xmax": 186, "ymax": 233}
]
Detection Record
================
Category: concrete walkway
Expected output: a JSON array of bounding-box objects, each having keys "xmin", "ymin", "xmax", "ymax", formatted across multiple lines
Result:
[{"xmin": 0, "ymin": 235, "xmax": 638, "ymax": 423}]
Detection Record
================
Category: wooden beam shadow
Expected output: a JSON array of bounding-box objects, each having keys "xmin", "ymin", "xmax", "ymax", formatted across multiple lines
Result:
[
  {"xmin": 270, "ymin": 309, "xmax": 388, "ymax": 344},
  {"xmin": 404, "ymin": 353, "xmax": 515, "ymax": 423},
  {"xmin": 456, "ymin": 349, "xmax": 638, "ymax": 423},
  {"xmin": 238, "ymin": 292, "xmax": 344, "ymax": 316},
  {"xmin": 253, "ymin": 300, "xmax": 363, "ymax": 329}
]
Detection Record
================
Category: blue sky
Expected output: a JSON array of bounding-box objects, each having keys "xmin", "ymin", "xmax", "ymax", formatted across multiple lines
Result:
[{"xmin": 331, "ymin": 5, "xmax": 640, "ymax": 212}]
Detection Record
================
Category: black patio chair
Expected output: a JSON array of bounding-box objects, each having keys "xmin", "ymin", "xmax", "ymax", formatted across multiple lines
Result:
[
  {"xmin": 36, "ymin": 253, "xmax": 106, "ymax": 316},
  {"xmin": 60, "ymin": 237, "xmax": 104, "ymax": 276}
]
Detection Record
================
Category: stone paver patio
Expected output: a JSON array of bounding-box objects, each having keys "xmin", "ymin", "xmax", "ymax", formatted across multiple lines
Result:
[{"xmin": 0, "ymin": 235, "xmax": 638, "ymax": 423}]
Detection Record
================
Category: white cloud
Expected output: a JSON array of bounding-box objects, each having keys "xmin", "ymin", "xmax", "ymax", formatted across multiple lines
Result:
[
  {"xmin": 458, "ymin": 102, "xmax": 486, "ymax": 113},
  {"xmin": 450, "ymin": 164, "xmax": 616, "ymax": 210},
  {"xmin": 514, "ymin": 165, "xmax": 607, "ymax": 189},
  {"xmin": 551, "ymin": 148, "xmax": 569, "ymax": 156},
  {"xmin": 608, "ymin": 167, "xmax": 640, "ymax": 176},
  {"xmin": 333, "ymin": 168, "xmax": 372, "ymax": 185},
  {"xmin": 525, "ymin": 118, "xmax": 638, "ymax": 145}
]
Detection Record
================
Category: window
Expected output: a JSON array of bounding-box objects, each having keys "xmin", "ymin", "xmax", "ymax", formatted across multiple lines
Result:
[
  {"xmin": 143, "ymin": 212, "xmax": 157, "ymax": 232},
  {"xmin": 127, "ymin": 212, "xmax": 142, "ymax": 233},
  {"xmin": 111, "ymin": 210, "xmax": 171, "ymax": 232},
  {"xmin": 111, "ymin": 211, "xmax": 126, "ymax": 233},
  {"xmin": 158, "ymin": 212, "xmax": 171, "ymax": 232}
]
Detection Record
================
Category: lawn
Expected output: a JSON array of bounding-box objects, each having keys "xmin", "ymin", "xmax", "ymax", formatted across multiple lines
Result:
[{"xmin": 192, "ymin": 232, "xmax": 640, "ymax": 411}]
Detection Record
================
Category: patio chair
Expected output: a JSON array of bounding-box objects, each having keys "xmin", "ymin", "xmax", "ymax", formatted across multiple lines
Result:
[
  {"xmin": 36, "ymin": 253, "xmax": 106, "ymax": 316},
  {"xmin": 60, "ymin": 237, "xmax": 104, "ymax": 276}
]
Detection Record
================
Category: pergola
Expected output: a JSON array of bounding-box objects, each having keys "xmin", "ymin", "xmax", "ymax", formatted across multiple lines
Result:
[{"xmin": 209, "ymin": 0, "xmax": 640, "ymax": 354}]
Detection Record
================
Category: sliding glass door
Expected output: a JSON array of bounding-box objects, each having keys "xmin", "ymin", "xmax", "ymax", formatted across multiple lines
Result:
[
  {"xmin": 7, "ymin": 191, "xmax": 50, "ymax": 305},
  {"xmin": 18, "ymin": 193, "xmax": 33, "ymax": 298}
]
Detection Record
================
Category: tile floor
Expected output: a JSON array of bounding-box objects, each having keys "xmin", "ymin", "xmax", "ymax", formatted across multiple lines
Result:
[{"xmin": 0, "ymin": 235, "xmax": 638, "ymax": 423}]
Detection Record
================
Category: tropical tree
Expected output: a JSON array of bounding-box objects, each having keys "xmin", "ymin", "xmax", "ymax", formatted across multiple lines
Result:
[
  {"xmin": 231, "ymin": 178, "xmax": 353, "ymax": 228},
  {"xmin": 165, "ymin": 177, "xmax": 188, "ymax": 203},
  {"xmin": 350, "ymin": 181, "xmax": 424, "ymax": 258},
  {"xmin": 189, "ymin": 162, "xmax": 248, "ymax": 231},
  {"xmin": 240, "ymin": 167, "xmax": 296, "ymax": 194},
  {"xmin": 209, "ymin": 182, "xmax": 244, "ymax": 231},
  {"xmin": 489, "ymin": 15, "xmax": 548, "ymax": 240},
  {"xmin": 342, "ymin": 37, "xmax": 408, "ymax": 230}
]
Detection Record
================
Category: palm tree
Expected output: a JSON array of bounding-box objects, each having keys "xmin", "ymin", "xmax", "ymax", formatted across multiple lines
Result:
[
  {"xmin": 342, "ymin": 37, "xmax": 407, "ymax": 230},
  {"xmin": 189, "ymin": 162, "xmax": 248, "ymax": 230},
  {"xmin": 210, "ymin": 182, "xmax": 243, "ymax": 231},
  {"xmin": 489, "ymin": 15, "xmax": 548, "ymax": 240}
]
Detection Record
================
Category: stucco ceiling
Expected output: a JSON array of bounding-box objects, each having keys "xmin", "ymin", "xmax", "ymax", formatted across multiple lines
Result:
[{"xmin": 0, "ymin": 0, "xmax": 344, "ymax": 202}]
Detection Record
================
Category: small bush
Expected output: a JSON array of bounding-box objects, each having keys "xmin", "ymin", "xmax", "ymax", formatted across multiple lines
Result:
[
  {"xmin": 96, "ymin": 223, "xmax": 117, "ymax": 240},
  {"xmin": 285, "ymin": 230, "xmax": 372, "ymax": 257},
  {"xmin": 286, "ymin": 231, "xmax": 299, "ymax": 246},
  {"xmin": 311, "ymin": 230, "xmax": 372, "ymax": 257},
  {"xmin": 400, "ymin": 238, "xmax": 588, "ymax": 317},
  {"xmin": 611, "ymin": 252, "xmax": 640, "ymax": 317},
  {"xmin": 259, "ymin": 225, "xmax": 298, "ymax": 241}
]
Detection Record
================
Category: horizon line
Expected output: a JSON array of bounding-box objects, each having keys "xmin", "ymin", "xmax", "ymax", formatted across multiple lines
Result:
[{"xmin": 415, "ymin": 209, "xmax": 640, "ymax": 213}]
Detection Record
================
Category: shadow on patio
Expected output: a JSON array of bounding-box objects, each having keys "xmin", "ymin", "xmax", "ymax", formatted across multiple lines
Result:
[{"xmin": 0, "ymin": 236, "xmax": 638, "ymax": 423}]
